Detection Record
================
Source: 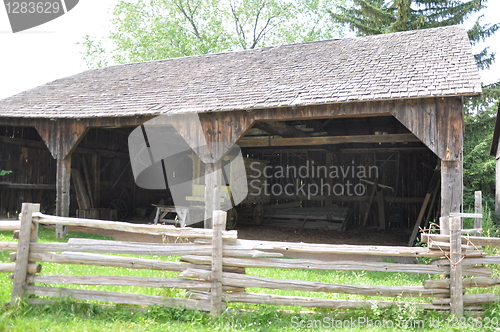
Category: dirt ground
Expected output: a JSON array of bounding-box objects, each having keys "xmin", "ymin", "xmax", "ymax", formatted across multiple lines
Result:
[{"xmin": 68, "ymin": 223, "xmax": 416, "ymax": 263}]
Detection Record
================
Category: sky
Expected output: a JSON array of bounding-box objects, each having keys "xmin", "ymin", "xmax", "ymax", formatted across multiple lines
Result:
[{"xmin": 0, "ymin": 0, "xmax": 499, "ymax": 100}]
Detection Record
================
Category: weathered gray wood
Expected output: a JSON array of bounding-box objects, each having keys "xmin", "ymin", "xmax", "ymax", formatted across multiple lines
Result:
[
  {"xmin": 362, "ymin": 178, "xmax": 377, "ymax": 227},
  {"xmin": 475, "ymin": 191, "xmax": 482, "ymax": 233},
  {"xmin": 422, "ymin": 234, "xmax": 500, "ymax": 247},
  {"xmin": 180, "ymin": 255, "xmax": 491, "ymax": 277},
  {"xmin": 56, "ymin": 157, "xmax": 71, "ymax": 238},
  {"xmin": 196, "ymin": 238, "xmax": 483, "ymax": 258},
  {"xmin": 0, "ymin": 263, "xmax": 41, "ymax": 274},
  {"xmin": 80, "ymin": 156, "xmax": 94, "ymax": 207},
  {"xmin": 204, "ymin": 162, "xmax": 222, "ymax": 229},
  {"xmin": 449, "ymin": 216, "xmax": 463, "ymax": 318},
  {"xmin": 11, "ymin": 203, "xmax": 33, "ymax": 305},
  {"xmin": 441, "ymin": 160, "xmax": 463, "ymax": 235},
  {"xmin": 29, "ymin": 252, "xmax": 194, "ymax": 272},
  {"xmin": 71, "ymin": 168, "xmax": 91, "ymax": 210},
  {"xmin": 237, "ymin": 133, "xmax": 419, "ymax": 147},
  {"xmin": 31, "ymin": 212, "xmax": 237, "ymax": 240},
  {"xmin": 190, "ymin": 291, "xmax": 447, "ymax": 310},
  {"xmin": 449, "ymin": 213, "xmax": 482, "ymax": 218},
  {"xmin": 211, "ymin": 210, "xmax": 226, "ymax": 316},
  {"xmin": 424, "ymin": 277, "xmax": 500, "ymax": 289},
  {"xmin": 0, "ymin": 242, "xmax": 18, "ymax": 251},
  {"xmin": 30, "ymin": 204, "xmax": 40, "ymax": 243},
  {"xmin": 432, "ymin": 293, "xmax": 499, "ymax": 306},
  {"xmin": 181, "ymin": 268, "xmax": 449, "ymax": 298},
  {"xmin": 432, "ymin": 256, "xmax": 500, "ymax": 265},
  {"xmin": 440, "ymin": 216, "xmax": 450, "ymax": 237},
  {"xmin": 25, "ymin": 286, "xmax": 211, "ymax": 311},
  {"xmin": 253, "ymin": 121, "xmax": 309, "ymax": 138},
  {"xmin": 26, "ymin": 274, "xmax": 240, "ymax": 292},
  {"xmin": 28, "ymin": 275, "xmax": 211, "ymax": 290},
  {"xmin": 427, "ymin": 241, "xmax": 475, "ymax": 251},
  {"xmin": 461, "ymin": 228, "xmax": 482, "ymax": 235},
  {"xmin": 31, "ymin": 240, "xmax": 281, "ymax": 258},
  {"xmin": 408, "ymin": 192, "xmax": 432, "ymax": 246},
  {"xmin": 0, "ymin": 221, "xmax": 21, "ymax": 231}
]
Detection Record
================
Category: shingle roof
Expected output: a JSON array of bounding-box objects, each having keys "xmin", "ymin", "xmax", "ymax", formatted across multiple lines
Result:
[{"xmin": 0, "ymin": 25, "xmax": 481, "ymax": 118}]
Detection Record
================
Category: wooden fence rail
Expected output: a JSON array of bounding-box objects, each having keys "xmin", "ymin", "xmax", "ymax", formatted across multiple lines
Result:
[{"xmin": 1, "ymin": 202, "xmax": 499, "ymax": 318}]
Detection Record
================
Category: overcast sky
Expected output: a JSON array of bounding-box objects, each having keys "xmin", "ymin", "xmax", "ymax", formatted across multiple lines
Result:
[{"xmin": 0, "ymin": 0, "xmax": 499, "ymax": 100}]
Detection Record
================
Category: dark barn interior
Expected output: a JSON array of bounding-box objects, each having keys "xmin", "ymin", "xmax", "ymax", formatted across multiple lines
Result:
[{"xmin": 0, "ymin": 114, "xmax": 439, "ymax": 234}]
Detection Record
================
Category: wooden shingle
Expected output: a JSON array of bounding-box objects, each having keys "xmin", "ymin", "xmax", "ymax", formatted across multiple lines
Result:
[{"xmin": 0, "ymin": 25, "xmax": 481, "ymax": 118}]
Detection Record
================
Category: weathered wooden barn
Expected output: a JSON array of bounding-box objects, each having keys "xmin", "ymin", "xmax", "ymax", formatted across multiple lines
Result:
[{"xmin": 0, "ymin": 26, "xmax": 481, "ymax": 239}]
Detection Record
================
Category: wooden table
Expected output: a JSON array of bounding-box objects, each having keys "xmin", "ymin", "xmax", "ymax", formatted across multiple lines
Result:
[{"xmin": 152, "ymin": 205, "xmax": 190, "ymax": 227}]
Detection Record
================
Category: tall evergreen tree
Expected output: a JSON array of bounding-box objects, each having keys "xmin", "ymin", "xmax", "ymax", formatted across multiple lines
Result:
[{"xmin": 330, "ymin": 0, "xmax": 499, "ymax": 69}]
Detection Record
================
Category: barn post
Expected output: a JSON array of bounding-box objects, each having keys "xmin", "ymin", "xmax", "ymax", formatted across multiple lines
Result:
[
  {"xmin": 440, "ymin": 160, "xmax": 463, "ymax": 235},
  {"xmin": 449, "ymin": 216, "xmax": 464, "ymax": 318},
  {"xmin": 55, "ymin": 156, "xmax": 72, "ymax": 237},
  {"xmin": 35, "ymin": 119, "xmax": 88, "ymax": 238},
  {"xmin": 204, "ymin": 162, "xmax": 222, "ymax": 229}
]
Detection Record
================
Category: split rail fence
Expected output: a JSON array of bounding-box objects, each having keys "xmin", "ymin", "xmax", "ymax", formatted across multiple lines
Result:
[{"xmin": 1, "ymin": 203, "xmax": 500, "ymax": 317}]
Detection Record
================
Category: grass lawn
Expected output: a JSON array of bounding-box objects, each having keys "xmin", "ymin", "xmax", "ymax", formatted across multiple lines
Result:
[{"xmin": 0, "ymin": 226, "xmax": 499, "ymax": 331}]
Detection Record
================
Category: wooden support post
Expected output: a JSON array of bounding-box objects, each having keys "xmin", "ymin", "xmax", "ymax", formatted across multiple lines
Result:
[
  {"xmin": 441, "ymin": 160, "xmax": 463, "ymax": 235},
  {"xmin": 408, "ymin": 192, "xmax": 432, "ymax": 247},
  {"xmin": 211, "ymin": 210, "xmax": 226, "ymax": 316},
  {"xmin": 449, "ymin": 216, "xmax": 464, "ymax": 318},
  {"xmin": 204, "ymin": 162, "xmax": 222, "ymax": 229},
  {"xmin": 474, "ymin": 191, "xmax": 482, "ymax": 233},
  {"xmin": 11, "ymin": 203, "xmax": 34, "ymax": 305},
  {"xmin": 56, "ymin": 156, "xmax": 71, "ymax": 238}
]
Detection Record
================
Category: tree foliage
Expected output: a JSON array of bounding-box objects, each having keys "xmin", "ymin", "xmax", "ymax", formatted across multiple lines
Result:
[
  {"xmin": 80, "ymin": 0, "xmax": 344, "ymax": 68},
  {"xmin": 329, "ymin": 0, "xmax": 499, "ymax": 70},
  {"xmin": 463, "ymin": 83, "xmax": 500, "ymax": 208}
]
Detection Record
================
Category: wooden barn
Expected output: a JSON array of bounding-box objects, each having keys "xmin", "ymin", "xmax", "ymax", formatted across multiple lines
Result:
[{"xmin": 0, "ymin": 25, "xmax": 481, "ymax": 240}]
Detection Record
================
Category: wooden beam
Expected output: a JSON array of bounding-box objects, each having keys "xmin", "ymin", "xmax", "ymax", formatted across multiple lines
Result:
[
  {"xmin": 340, "ymin": 147, "xmax": 428, "ymax": 154},
  {"xmin": 204, "ymin": 162, "xmax": 222, "ymax": 229},
  {"xmin": 441, "ymin": 160, "xmax": 463, "ymax": 234},
  {"xmin": 55, "ymin": 156, "xmax": 71, "ymax": 238},
  {"xmin": 35, "ymin": 119, "xmax": 88, "ymax": 160},
  {"xmin": 253, "ymin": 121, "xmax": 309, "ymax": 138},
  {"xmin": 237, "ymin": 133, "xmax": 419, "ymax": 147},
  {"xmin": 0, "ymin": 136, "xmax": 129, "ymax": 159}
]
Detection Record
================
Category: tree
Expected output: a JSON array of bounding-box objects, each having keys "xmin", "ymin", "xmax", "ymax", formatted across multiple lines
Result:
[
  {"xmin": 329, "ymin": 0, "xmax": 499, "ymax": 70},
  {"xmin": 463, "ymin": 82, "xmax": 500, "ymax": 209},
  {"xmin": 80, "ymin": 0, "xmax": 344, "ymax": 68}
]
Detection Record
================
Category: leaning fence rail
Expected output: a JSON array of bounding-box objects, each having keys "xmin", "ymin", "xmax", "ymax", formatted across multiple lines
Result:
[{"xmin": 1, "ymin": 202, "xmax": 500, "ymax": 318}]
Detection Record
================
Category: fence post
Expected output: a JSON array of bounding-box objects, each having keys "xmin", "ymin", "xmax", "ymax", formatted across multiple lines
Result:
[
  {"xmin": 11, "ymin": 203, "xmax": 34, "ymax": 305},
  {"xmin": 449, "ymin": 216, "xmax": 463, "ymax": 318},
  {"xmin": 474, "ymin": 191, "xmax": 482, "ymax": 233},
  {"xmin": 211, "ymin": 210, "xmax": 226, "ymax": 316}
]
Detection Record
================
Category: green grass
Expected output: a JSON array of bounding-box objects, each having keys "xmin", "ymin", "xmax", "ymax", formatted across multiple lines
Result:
[{"xmin": 1, "ymin": 225, "xmax": 500, "ymax": 331}]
